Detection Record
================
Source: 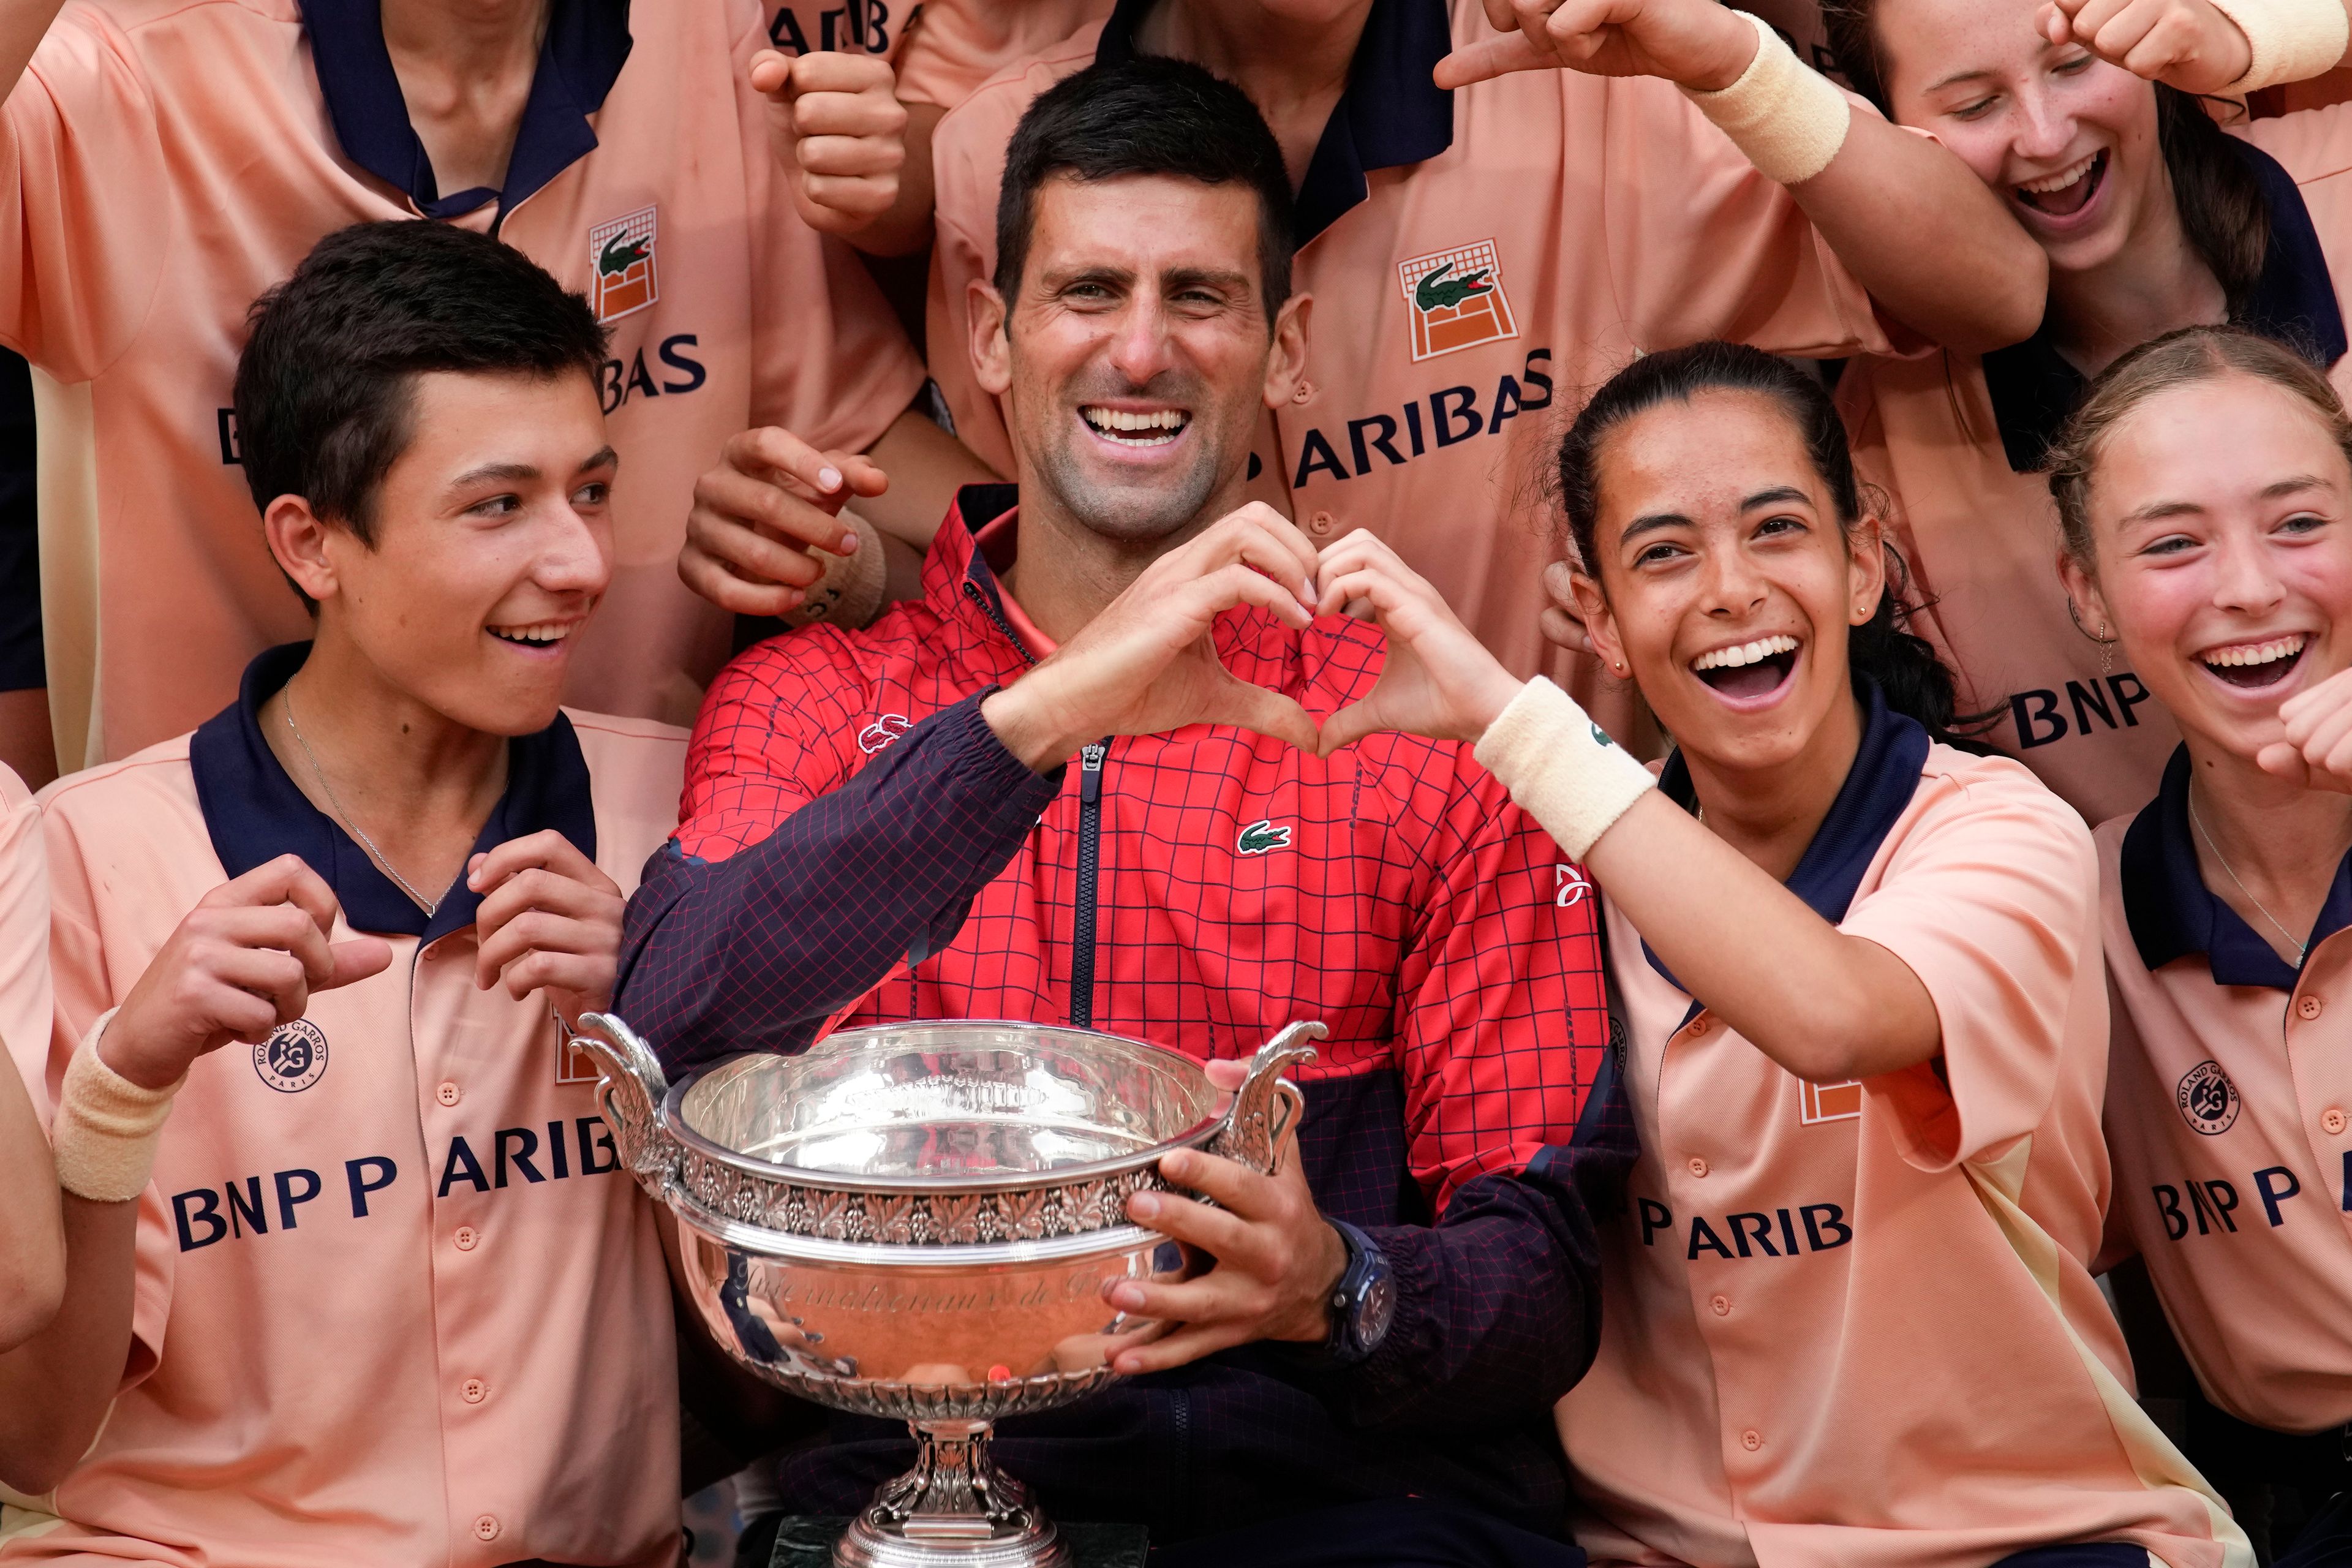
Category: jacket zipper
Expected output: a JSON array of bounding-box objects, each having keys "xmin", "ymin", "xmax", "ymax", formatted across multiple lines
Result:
[
  {"xmin": 1072, "ymin": 741, "xmax": 1108, "ymax": 1028},
  {"xmin": 960, "ymin": 576, "xmax": 1106, "ymax": 1028}
]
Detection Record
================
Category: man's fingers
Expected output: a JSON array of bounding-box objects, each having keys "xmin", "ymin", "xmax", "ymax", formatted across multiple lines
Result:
[
  {"xmin": 323, "ymin": 937, "xmax": 394, "ymax": 991},
  {"xmin": 1203, "ymin": 674, "xmax": 1321, "ymax": 754},
  {"xmin": 1538, "ymin": 605, "xmax": 1595, "ymax": 655},
  {"xmin": 1317, "ymin": 699, "xmax": 1387, "ymax": 757},
  {"xmin": 747, "ymin": 47, "xmax": 792, "ymax": 96},
  {"xmin": 467, "ymin": 830, "xmax": 599, "ymax": 892},
  {"xmin": 726, "ymin": 426, "xmax": 871, "ymax": 509},
  {"xmin": 678, "ymin": 539, "xmax": 805, "ymax": 619},
  {"xmin": 1127, "ymin": 1185, "xmax": 1258, "ymax": 1257},
  {"xmin": 492, "ymin": 950, "xmax": 609, "ymax": 1005},
  {"xmin": 1433, "ymin": 32, "xmax": 1544, "ymax": 89},
  {"xmin": 225, "ymin": 854, "xmax": 344, "ymax": 942},
  {"xmin": 1111, "ymin": 1320, "xmax": 1249, "ymax": 1377},
  {"xmin": 786, "ymin": 48, "xmax": 897, "ymax": 96}
]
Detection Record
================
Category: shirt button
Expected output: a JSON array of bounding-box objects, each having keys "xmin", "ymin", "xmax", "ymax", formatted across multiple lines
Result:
[
  {"xmin": 461, "ymin": 1377, "xmax": 487, "ymax": 1404},
  {"xmin": 1307, "ymin": 510, "xmax": 1336, "ymax": 536},
  {"xmin": 473, "ymin": 1515, "xmax": 500, "ymax": 1542},
  {"xmin": 454, "ymin": 1226, "xmax": 480, "ymax": 1251},
  {"xmin": 1291, "ymin": 380, "xmax": 1314, "ymax": 404},
  {"xmin": 1710, "ymin": 1294, "xmax": 1732, "ymax": 1317},
  {"xmin": 1687, "ymin": 1016, "xmax": 1711, "ymax": 1036},
  {"xmin": 436, "ymin": 1082, "xmax": 461, "ymax": 1107},
  {"xmin": 2327, "ymin": 1109, "xmax": 2348, "ymax": 1136},
  {"xmin": 2300, "ymin": 995, "xmax": 2325, "ymax": 1020},
  {"xmin": 1688, "ymin": 1156, "xmax": 1709, "ymax": 1178},
  {"xmin": 1741, "ymin": 1430, "xmax": 1763, "ymax": 1452}
]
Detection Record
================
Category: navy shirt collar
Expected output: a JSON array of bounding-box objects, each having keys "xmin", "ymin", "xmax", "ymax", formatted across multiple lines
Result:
[
  {"xmin": 1983, "ymin": 137, "xmax": 2347, "ymax": 472},
  {"xmin": 301, "ymin": 0, "xmax": 632, "ymax": 221},
  {"xmin": 1645, "ymin": 680, "xmax": 1932, "ymax": 989},
  {"xmin": 189, "ymin": 643, "xmax": 598, "ymax": 942},
  {"xmin": 2119, "ymin": 744, "xmax": 2352, "ymax": 989},
  {"xmin": 1096, "ymin": 0, "xmax": 1454, "ymax": 243}
]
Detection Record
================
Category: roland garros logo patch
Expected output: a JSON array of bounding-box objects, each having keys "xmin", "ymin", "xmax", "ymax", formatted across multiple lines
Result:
[
  {"xmin": 2176, "ymin": 1060, "xmax": 2240, "ymax": 1136},
  {"xmin": 589, "ymin": 206, "xmax": 658, "ymax": 324},
  {"xmin": 254, "ymin": 1019, "xmax": 329, "ymax": 1094},
  {"xmin": 1396, "ymin": 240, "xmax": 1518, "ymax": 363}
]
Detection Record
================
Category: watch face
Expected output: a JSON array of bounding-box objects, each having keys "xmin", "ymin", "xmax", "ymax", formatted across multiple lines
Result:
[{"xmin": 1358, "ymin": 1272, "xmax": 1397, "ymax": 1348}]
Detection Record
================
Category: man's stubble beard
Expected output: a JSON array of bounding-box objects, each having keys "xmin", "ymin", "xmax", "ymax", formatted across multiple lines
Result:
[{"xmin": 1029, "ymin": 393, "xmax": 1233, "ymax": 545}]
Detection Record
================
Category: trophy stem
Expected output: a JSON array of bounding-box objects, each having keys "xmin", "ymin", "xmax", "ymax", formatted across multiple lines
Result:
[{"xmin": 832, "ymin": 1419, "xmax": 1070, "ymax": 1568}]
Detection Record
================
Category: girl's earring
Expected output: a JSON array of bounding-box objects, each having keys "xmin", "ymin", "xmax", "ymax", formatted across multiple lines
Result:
[{"xmin": 2100, "ymin": 622, "xmax": 2114, "ymax": 677}]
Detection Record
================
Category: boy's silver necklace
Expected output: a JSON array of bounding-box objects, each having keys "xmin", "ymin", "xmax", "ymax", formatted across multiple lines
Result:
[
  {"xmin": 282, "ymin": 687, "xmax": 440, "ymax": 916},
  {"xmin": 2188, "ymin": 795, "xmax": 2305, "ymax": 964}
]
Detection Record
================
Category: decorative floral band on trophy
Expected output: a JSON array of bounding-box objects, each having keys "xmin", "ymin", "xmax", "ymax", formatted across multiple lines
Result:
[{"xmin": 570, "ymin": 1012, "xmax": 1322, "ymax": 1568}]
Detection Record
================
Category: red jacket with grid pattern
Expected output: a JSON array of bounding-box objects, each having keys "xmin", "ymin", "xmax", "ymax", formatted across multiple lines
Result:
[{"xmin": 617, "ymin": 486, "xmax": 1632, "ymax": 1541}]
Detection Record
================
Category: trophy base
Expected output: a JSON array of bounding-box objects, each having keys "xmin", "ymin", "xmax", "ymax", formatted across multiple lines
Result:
[
  {"xmin": 830, "ymin": 1419, "xmax": 1071, "ymax": 1568},
  {"xmin": 831, "ymin": 1512, "xmax": 1069, "ymax": 1568}
]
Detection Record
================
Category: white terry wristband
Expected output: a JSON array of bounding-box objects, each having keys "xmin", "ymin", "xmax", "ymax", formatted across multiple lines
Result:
[
  {"xmin": 51, "ymin": 1027, "xmax": 181, "ymax": 1204},
  {"xmin": 782, "ymin": 509, "xmax": 891, "ymax": 631},
  {"xmin": 2207, "ymin": 0, "xmax": 2350, "ymax": 91},
  {"xmin": 1681, "ymin": 11, "xmax": 1852, "ymax": 186},
  {"xmin": 1474, "ymin": 677, "xmax": 1657, "ymax": 860}
]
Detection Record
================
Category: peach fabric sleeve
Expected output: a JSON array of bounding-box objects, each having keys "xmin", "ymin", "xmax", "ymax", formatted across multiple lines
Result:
[
  {"xmin": 0, "ymin": 7, "xmax": 176, "ymax": 379},
  {"xmin": 1845, "ymin": 761, "xmax": 2102, "ymax": 1172},
  {"xmin": 1600, "ymin": 72, "xmax": 1898, "ymax": 361}
]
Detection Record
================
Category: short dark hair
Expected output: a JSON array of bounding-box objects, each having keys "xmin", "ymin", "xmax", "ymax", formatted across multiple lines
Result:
[
  {"xmin": 993, "ymin": 56, "xmax": 1295, "ymax": 319},
  {"xmin": 234, "ymin": 222, "xmax": 609, "ymax": 567}
]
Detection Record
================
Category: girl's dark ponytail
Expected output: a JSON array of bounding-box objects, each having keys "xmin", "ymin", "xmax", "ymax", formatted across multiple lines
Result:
[{"xmin": 1556, "ymin": 342, "xmax": 1975, "ymax": 744}]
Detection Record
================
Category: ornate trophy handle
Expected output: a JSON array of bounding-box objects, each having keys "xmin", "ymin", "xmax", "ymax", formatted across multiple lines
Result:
[
  {"xmin": 570, "ymin": 1012, "xmax": 682, "ymax": 1199},
  {"xmin": 1207, "ymin": 1021, "xmax": 1324, "ymax": 1177}
]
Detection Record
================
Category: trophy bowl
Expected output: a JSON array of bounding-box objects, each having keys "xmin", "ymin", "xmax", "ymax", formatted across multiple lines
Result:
[{"xmin": 569, "ymin": 1013, "xmax": 1323, "ymax": 1568}]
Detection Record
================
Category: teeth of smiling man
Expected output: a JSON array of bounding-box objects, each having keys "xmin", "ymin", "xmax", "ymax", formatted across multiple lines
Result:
[
  {"xmin": 1081, "ymin": 407, "xmax": 1188, "ymax": 443},
  {"xmin": 2020, "ymin": 154, "xmax": 2097, "ymax": 195},
  {"xmin": 489, "ymin": 622, "xmax": 572, "ymax": 644},
  {"xmin": 2201, "ymin": 633, "xmax": 2307, "ymax": 669},
  {"xmin": 1691, "ymin": 633, "xmax": 1800, "ymax": 673}
]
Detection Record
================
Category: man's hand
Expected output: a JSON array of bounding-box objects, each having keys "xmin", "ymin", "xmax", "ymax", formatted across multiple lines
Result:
[
  {"xmin": 1315, "ymin": 530, "xmax": 1525, "ymax": 753},
  {"xmin": 101, "ymin": 856, "xmax": 391, "ymax": 1091},
  {"xmin": 980, "ymin": 504, "xmax": 1323, "ymax": 770},
  {"xmin": 1104, "ymin": 1060, "xmax": 1346, "ymax": 1375},
  {"xmin": 1436, "ymin": 0, "xmax": 1761, "ymax": 91},
  {"xmin": 2037, "ymin": 0, "xmax": 2253, "ymax": 92},
  {"xmin": 468, "ymin": 831, "xmax": 624, "ymax": 1028},
  {"xmin": 751, "ymin": 50, "xmax": 909, "ymax": 237},
  {"xmin": 679, "ymin": 427, "xmax": 891, "ymax": 618},
  {"xmin": 2258, "ymin": 666, "xmax": 2352, "ymax": 790}
]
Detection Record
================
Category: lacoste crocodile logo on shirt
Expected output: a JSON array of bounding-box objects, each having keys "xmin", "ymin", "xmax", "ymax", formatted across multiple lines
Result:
[
  {"xmin": 1237, "ymin": 820, "xmax": 1292, "ymax": 856},
  {"xmin": 1397, "ymin": 241, "xmax": 1517, "ymax": 362}
]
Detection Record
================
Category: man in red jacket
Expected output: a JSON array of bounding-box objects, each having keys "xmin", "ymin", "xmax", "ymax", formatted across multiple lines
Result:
[{"xmin": 620, "ymin": 57, "xmax": 1625, "ymax": 1567}]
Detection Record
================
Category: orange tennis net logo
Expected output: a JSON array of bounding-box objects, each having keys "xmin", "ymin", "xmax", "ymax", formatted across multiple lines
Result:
[
  {"xmin": 1397, "ymin": 240, "xmax": 1518, "ymax": 363},
  {"xmin": 1800, "ymin": 1079, "xmax": 1863, "ymax": 1125},
  {"xmin": 589, "ymin": 206, "xmax": 659, "ymax": 324}
]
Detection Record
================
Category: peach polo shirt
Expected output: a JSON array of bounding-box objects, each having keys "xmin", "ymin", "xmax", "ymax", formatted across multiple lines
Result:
[
  {"xmin": 1, "ymin": 645, "xmax": 687, "ymax": 1568},
  {"xmin": 1836, "ymin": 109, "xmax": 2352, "ymax": 825},
  {"xmin": 926, "ymin": 0, "xmax": 1901, "ymax": 739},
  {"xmin": 3, "ymin": 0, "xmax": 925, "ymax": 769},
  {"xmin": 1559, "ymin": 687, "xmax": 2247, "ymax": 1568},
  {"xmin": 0, "ymin": 764, "xmax": 48, "ymax": 1084},
  {"xmin": 2098, "ymin": 749, "xmax": 2352, "ymax": 1436}
]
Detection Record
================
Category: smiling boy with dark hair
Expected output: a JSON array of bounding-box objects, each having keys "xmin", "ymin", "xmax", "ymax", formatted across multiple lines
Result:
[{"xmin": 0, "ymin": 222, "xmax": 691, "ymax": 1567}]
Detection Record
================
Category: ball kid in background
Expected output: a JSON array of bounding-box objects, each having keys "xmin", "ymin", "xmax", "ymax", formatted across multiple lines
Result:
[
  {"xmin": 1826, "ymin": 0, "xmax": 2352, "ymax": 823},
  {"xmin": 2053, "ymin": 326, "xmax": 2352, "ymax": 1564},
  {"xmin": 688, "ymin": 0, "xmax": 2050, "ymax": 755},
  {"xmin": 0, "ymin": 224, "xmax": 690, "ymax": 1567},
  {"xmin": 1310, "ymin": 340, "xmax": 2253, "ymax": 1567}
]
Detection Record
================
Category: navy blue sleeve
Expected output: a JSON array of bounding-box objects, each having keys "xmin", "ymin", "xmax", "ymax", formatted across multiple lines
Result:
[{"xmin": 616, "ymin": 693, "xmax": 1063, "ymax": 1074}]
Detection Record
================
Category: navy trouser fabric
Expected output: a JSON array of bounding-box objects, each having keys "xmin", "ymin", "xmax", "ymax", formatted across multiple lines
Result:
[
  {"xmin": 1988, "ymin": 1547, "xmax": 2151, "ymax": 1567},
  {"xmin": 1144, "ymin": 1498, "xmax": 1585, "ymax": 1568},
  {"xmin": 2278, "ymin": 1491, "xmax": 2352, "ymax": 1567}
]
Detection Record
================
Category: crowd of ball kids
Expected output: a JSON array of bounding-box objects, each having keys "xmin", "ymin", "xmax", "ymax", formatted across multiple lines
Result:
[{"xmin": 3, "ymin": 0, "xmax": 2352, "ymax": 1564}]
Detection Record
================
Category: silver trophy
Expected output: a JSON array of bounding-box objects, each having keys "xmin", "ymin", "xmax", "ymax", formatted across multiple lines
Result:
[{"xmin": 571, "ymin": 1013, "xmax": 1322, "ymax": 1568}]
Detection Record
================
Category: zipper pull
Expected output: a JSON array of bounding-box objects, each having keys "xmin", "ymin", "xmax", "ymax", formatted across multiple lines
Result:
[{"xmin": 1079, "ymin": 742, "xmax": 1106, "ymax": 804}]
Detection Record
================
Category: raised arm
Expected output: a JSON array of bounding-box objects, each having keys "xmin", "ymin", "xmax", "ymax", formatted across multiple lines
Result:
[
  {"xmin": 1438, "ymin": 0, "xmax": 2048, "ymax": 352},
  {"xmin": 2038, "ymin": 0, "xmax": 2349, "ymax": 94}
]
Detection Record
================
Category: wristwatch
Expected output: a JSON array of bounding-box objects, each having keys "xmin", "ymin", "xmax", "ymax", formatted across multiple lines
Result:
[{"xmin": 1322, "ymin": 1219, "xmax": 1397, "ymax": 1365}]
